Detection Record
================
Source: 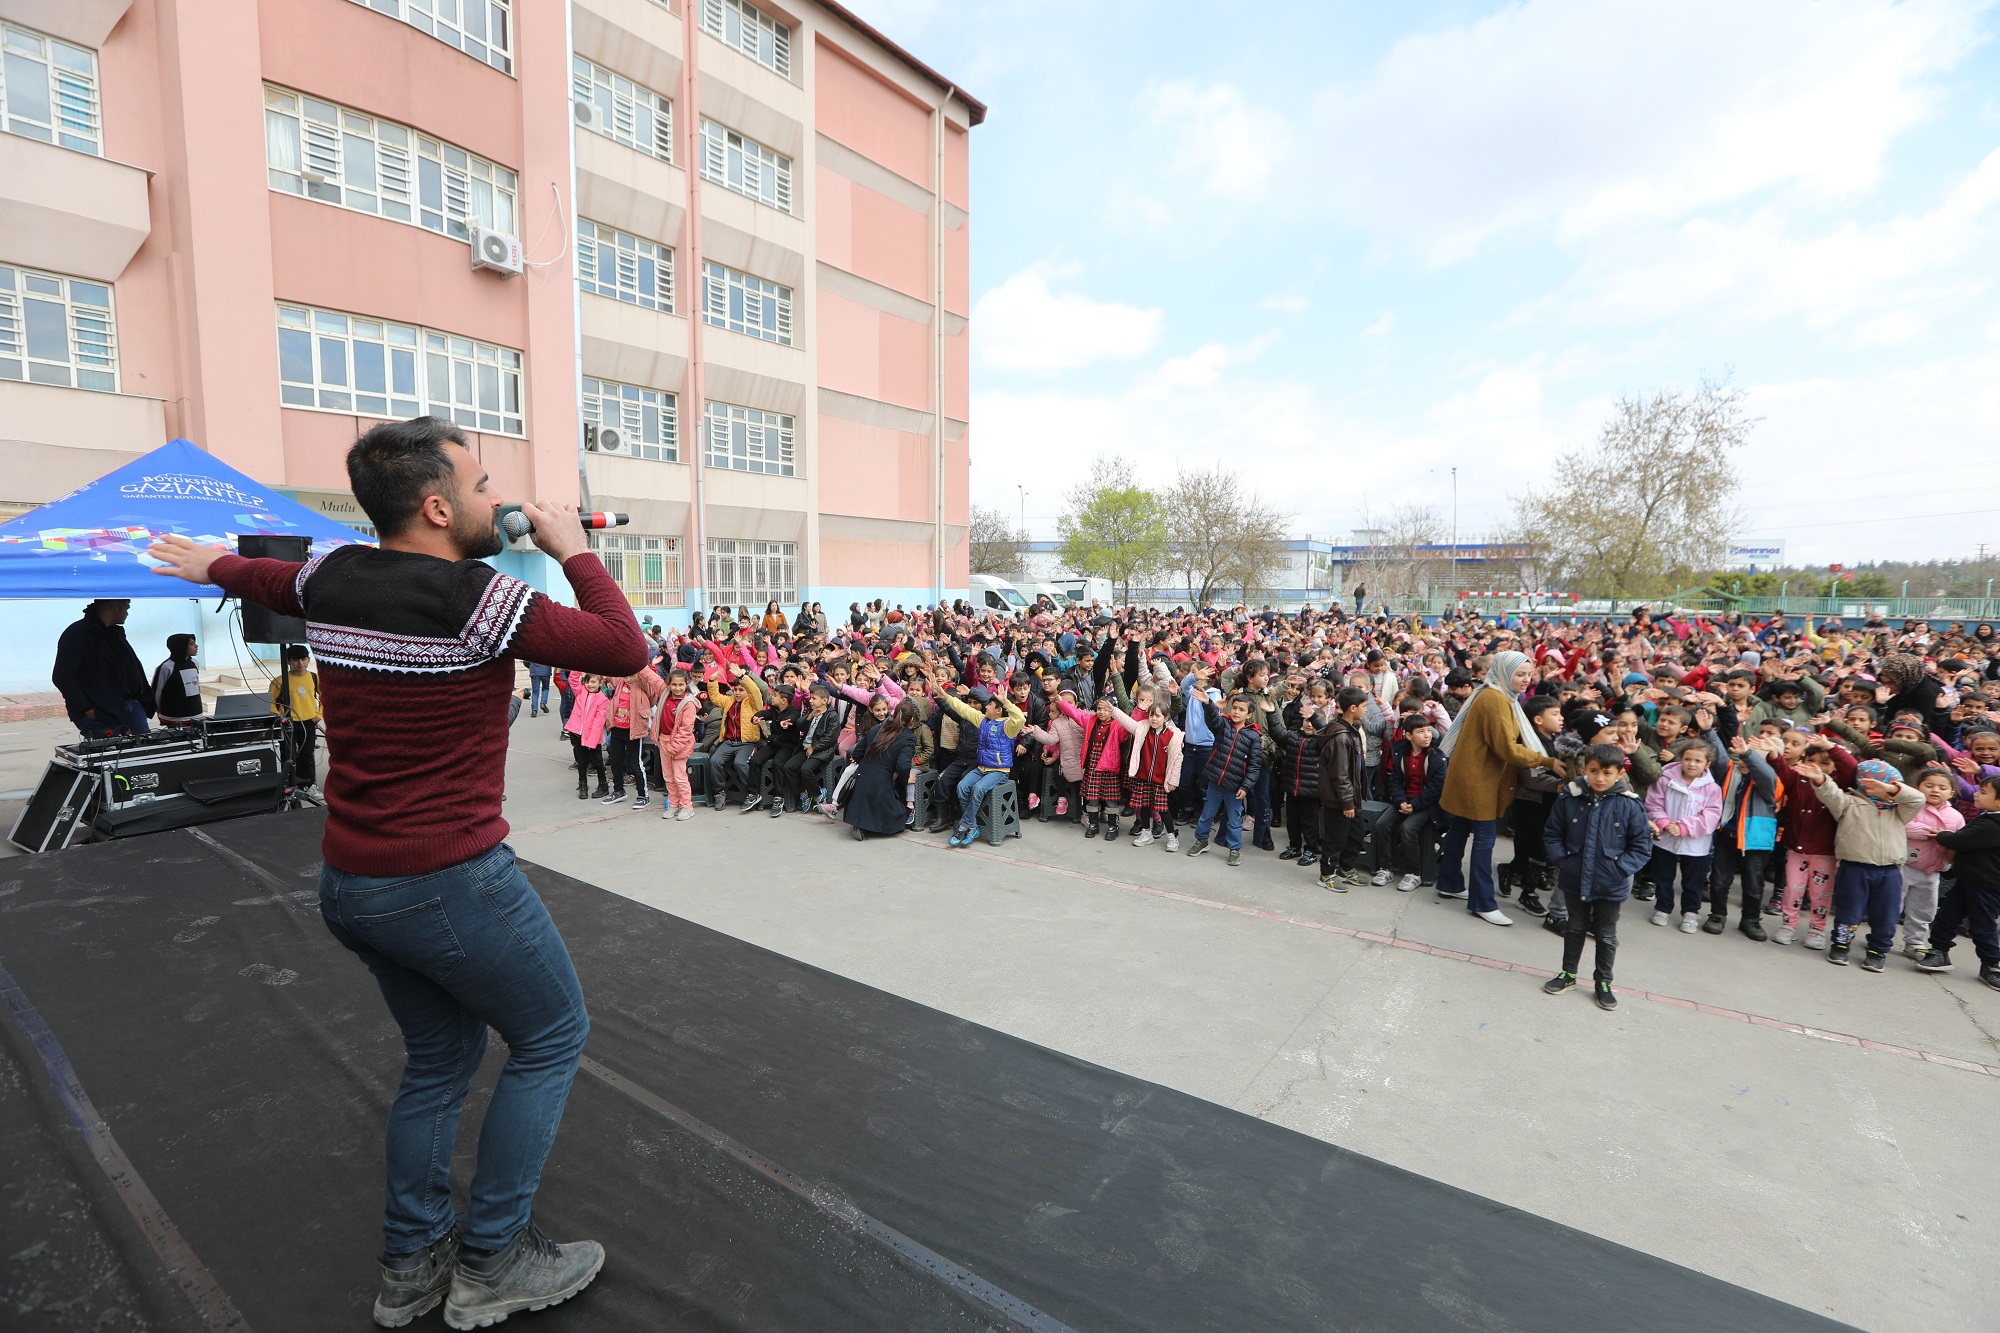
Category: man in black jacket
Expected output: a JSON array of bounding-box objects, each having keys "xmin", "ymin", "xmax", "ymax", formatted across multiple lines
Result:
[{"xmin": 52, "ymin": 599, "xmax": 152, "ymax": 738}]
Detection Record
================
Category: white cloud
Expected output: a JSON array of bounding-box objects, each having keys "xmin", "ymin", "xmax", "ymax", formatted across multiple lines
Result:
[
  {"xmin": 971, "ymin": 262, "xmax": 1164, "ymax": 374},
  {"xmin": 1360, "ymin": 310, "xmax": 1396, "ymax": 339},
  {"xmin": 1310, "ymin": 0, "xmax": 1981, "ymax": 262},
  {"xmin": 1142, "ymin": 80, "xmax": 1295, "ymax": 200},
  {"xmin": 1521, "ymin": 147, "xmax": 2000, "ymax": 336}
]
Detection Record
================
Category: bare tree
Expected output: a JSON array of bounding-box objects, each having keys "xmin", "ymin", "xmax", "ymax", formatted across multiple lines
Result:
[
  {"xmin": 1512, "ymin": 378, "xmax": 1755, "ymax": 598},
  {"xmin": 1350, "ymin": 502, "xmax": 1448, "ymax": 606},
  {"xmin": 1161, "ymin": 464, "xmax": 1288, "ymax": 606},
  {"xmin": 968, "ymin": 504, "xmax": 1026, "ymax": 577}
]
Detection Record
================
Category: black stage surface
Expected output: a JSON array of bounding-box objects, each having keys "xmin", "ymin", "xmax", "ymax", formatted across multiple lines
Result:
[{"xmin": 0, "ymin": 811, "xmax": 1850, "ymax": 1331}]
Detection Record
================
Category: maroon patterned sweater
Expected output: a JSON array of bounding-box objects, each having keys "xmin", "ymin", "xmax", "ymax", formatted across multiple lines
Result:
[{"xmin": 211, "ymin": 547, "xmax": 648, "ymax": 875}]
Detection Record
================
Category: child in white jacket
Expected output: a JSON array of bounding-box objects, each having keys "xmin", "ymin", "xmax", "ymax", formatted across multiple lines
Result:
[{"xmin": 1643, "ymin": 739, "xmax": 1724, "ymax": 933}]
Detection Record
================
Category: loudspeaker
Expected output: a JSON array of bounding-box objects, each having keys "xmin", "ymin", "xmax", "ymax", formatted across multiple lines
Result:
[{"xmin": 237, "ymin": 534, "xmax": 311, "ymax": 643}]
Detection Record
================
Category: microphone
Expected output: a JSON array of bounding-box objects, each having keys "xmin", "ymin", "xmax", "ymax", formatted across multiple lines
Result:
[{"xmin": 499, "ymin": 508, "xmax": 629, "ymax": 541}]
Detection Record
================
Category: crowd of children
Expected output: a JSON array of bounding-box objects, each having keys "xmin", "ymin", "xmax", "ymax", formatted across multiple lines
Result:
[{"xmin": 524, "ymin": 598, "xmax": 2000, "ymax": 1006}]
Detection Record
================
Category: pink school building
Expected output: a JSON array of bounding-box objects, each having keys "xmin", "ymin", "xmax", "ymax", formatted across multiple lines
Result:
[{"xmin": 1, "ymin": 0, "xmax": 978, "ymax": 624}]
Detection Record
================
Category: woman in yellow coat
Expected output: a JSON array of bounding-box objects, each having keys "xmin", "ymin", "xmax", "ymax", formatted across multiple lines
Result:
[{"xmin": 1436, "ymin": 650, "xmax": 1562, "ymax": 926}]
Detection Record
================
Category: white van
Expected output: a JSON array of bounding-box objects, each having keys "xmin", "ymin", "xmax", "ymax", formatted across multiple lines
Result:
[
  {"xmin": 968, "ymin": 574, "xmax": 1031, "ymax": 615},
  {"xmin": 1020, "ymin": 581, "xmax": 1067, "ymax": 610},
  {"xmin": 1056, "ymin": 577, "xmax": 1113, "ymax": 607}
]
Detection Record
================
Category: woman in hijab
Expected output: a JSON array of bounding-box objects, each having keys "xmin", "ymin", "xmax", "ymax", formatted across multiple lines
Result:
[
  {"xmin": 1435, "ymin": 650, "xmax": 1565, "ymax": 925},
  {"xmin": 1878, "ymin": 652, "xmax": 1952, "ymax": 737}
]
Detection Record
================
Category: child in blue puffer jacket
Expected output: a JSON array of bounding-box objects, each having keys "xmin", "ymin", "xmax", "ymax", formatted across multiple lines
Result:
[{"xmin": 1540, "ymin": 743, "xmax": 1655, "ymax": 1011}]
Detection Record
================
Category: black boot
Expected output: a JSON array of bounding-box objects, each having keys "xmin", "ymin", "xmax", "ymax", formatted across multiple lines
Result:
[
  {"xmin": 1106, "ymin": 815, "xmax": 1119, "ymax": 840},
  {"xmin": 591, "ymin": 779, "xmax": 611, "ymax": 799},
  {"xmin": 1496, "ymin": 863, "xmax": 1515, "ymax": 898},
  {"xmin": 1085, "ymin": 815, "xmax": 1101, "ymax": 839},
  {"xmin": 576, "ymin": 775, "xmax": 589, "ymax": 801}
]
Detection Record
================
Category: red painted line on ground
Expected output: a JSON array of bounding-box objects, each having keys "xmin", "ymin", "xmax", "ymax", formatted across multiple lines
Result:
[{"xmin": 920, "ymin": 835, "xmax": 2000, "ymax": 1080}]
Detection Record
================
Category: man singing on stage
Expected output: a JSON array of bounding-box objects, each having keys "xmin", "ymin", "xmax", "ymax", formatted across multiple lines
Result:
[{"xmin": 147, "ymin": 417, "xmax": 647, "ymax": 1329}]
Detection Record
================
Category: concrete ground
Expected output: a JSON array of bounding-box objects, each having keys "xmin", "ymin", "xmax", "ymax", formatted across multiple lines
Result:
[{"xmin": 6, "ymin": 713, "xmax": 1997, "ymax": 1330}]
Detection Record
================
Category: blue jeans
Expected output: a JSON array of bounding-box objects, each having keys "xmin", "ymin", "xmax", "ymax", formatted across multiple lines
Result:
[
  {"xmin": 1833, "ymin": 861, "xmax": 1903, "ymax": 956},
  {"xmin": 76, "ymin": 698, "xmax": 150, "ymax": 739},
  {"xmin": 1649, "ymin": 849, "xmax": 1711, "ymax": 918},
  {"xmin": 1438, "ymin": 815, "xmax": 1498, "ymax": 913},
  {"xmin": 528, "ymin": 675, "xmax": 550, "ymax": 712},
  {"xmin": 1196, "ymin": 785, "xmax": 1244, "ymax": 850},
  {"xmin": 1247, "ymin": 766, "xmax": 1272, "ymax": 846},
  {"xmin": 955, "ymin": 768, "xmax": 1010, "ymax": 834},
  {"xmin": 319, "ymin": 842, "xmax": 589, "ymax": 1256}
]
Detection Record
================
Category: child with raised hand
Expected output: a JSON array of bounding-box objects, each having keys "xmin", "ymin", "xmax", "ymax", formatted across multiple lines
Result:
[
  {"xmin": 1764, "ymin": 731, "xmax": 1856, "ymax": 947},
  {"xmin": 1644, "ymin": 738, "xmax": 1723, "ymax": 933},
  {"xmin": 1054, "ymin": 687, "xmax": 1130, "ymax": 839},
  {"xmin": 1800, "ymin": 757, "xmax": 1925, "ymax": 970},
  {"xmin": 1187, "ymin": 691, "xmax": 1263, "ymax": 867},
  {"xmin": 1916, "ymin": 774, "xmax": 2000, "ymax": 989},
  {"xmin": 1540, "ymin": 743, "xmax": 1654, "ymax": 1011},
  {"xmin": 931, "ymin": 676, "xmax": 1026, "ymax": 848},
  {"xmin": 564, "ymin": 672, "xmax": 611, "ymax": 801},
  {"xmin": 1900, "ymin": 766, "xmax": 1965, "ymax": 960}
]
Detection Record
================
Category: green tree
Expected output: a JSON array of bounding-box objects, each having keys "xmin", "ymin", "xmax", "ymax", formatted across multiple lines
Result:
[
  {"xmin": 1512, "ymin": 378, "xmax": 1756, "ymax": 598},
  {"xmin": 1056, "ymin": 456, "xmax": 1168, "ymax": 604}
]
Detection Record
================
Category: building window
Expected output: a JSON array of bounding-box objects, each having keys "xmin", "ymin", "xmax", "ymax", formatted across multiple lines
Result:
[
  {"xmin": 700, "ymin": 262, "xmax": 792, "ymax": 346},
  {"xmin": 703, "ymin": 401, "xmax": 795, "ymax": 477},
  {"xmin": 0, "ymin": 265, "xmax": 115, "ymax": 391},
  {"xmin": 276, "ymin": 304, "xmax": 523, "ymax": 435},
  {"xmin": 264, "ymin": 86, "xmax": 517, "ymax": 241},
  {"xmin": 698, "ymin": 0, "xmax": 790, "ymax": 79},
  {"xmin": 577, "ymin": 221, "xmax": 673, "ymax": 312},
  {"xmin": 698, "ymin": 118, "xmax": 792, "ymax": 213},
  {"xmin": 706, "ymin": 539, "xmax": 796, "ymax": 607},
  {"xmin": 1, "ymin": 22, "xmax": 100, "ymax": 155},
  {"xmin": 591, "ymin": 532, "xmax": 683, "ymax": 608},
  {"xmin": 571, "ymin": 57, "xmax": 671, "ymax": 161},
  {"xmin": 343, "ymin": 0, "xmax": 512, "ymax": 75},
  {"xmin": 582, "ymin": 377, "xmax": 677, "ymax": 461}
]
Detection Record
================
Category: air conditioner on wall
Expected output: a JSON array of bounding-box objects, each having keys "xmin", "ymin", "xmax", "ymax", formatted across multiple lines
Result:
[
  {"xmin": 573, "ymin": 97, "xmax": 597, "ymax": 129},
  {"xmin": 470, "ymin": 226, "xmax": 523, "ymax": 277},
  {"xmin": 584, "ymin": 424, "xmax": 629, "ymax": 456}
]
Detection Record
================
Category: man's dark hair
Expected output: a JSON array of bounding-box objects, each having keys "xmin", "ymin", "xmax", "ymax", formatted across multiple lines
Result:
[
  {"xmin": 1581, "ymin": 743, "xmax": 1627, "ymax": 770},
  {"xmin": 166, "ymin": 633, "xmax": 196, "ymax": 657},
  {"xmin": 1334, "ymin": 685, "xmax": 1370, "ymax": 710},
  {"xmin": 347, "ymin": 416, "xmax": 467, "ymax": 536}
]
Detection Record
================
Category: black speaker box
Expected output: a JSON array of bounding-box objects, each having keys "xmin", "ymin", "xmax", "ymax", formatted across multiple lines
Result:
[{"xmin": 237, "ymin": 534, "xmax": 311, "ymax": 643}]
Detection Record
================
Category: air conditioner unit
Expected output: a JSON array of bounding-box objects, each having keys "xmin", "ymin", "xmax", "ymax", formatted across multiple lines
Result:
[
  {"xmin": 470, "ymin": 227, "xmax": 523, "ymax": 277},
  {"xmin": 593, "ymin": 425, "xmax": 629, "ymax": 456},
  {"xmin": 573, "ymin": 97, "xmax": 597, "ymax": 129}
]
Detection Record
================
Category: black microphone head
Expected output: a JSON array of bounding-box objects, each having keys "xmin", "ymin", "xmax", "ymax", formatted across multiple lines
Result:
[{"xmin": 500, "ymin": 509, "xmax": 533, "ymax": 541}]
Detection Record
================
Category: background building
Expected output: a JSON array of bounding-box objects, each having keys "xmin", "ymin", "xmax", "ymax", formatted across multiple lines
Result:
[
  {"xmin": 1015, "ymin": 536, "xmax": 1539, "ymax": 609},
  {"xmin": 0, "ymin": 0, "xmax": 976, "ymax": 687}
]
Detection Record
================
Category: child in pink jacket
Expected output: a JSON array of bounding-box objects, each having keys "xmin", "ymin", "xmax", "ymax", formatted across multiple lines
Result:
[
  {"xmin": 1643, "ymin": 738, "xmax": 1725, "ymax": 932},
  {"xmin": 564, "ymin": 672, "xmax": 610, "ymax": 800},
  {"xmin": 651, "ymin": 668, "xmax": 702, "ymax": 820},
  {"xmin": 1901, "ymin": 767, "xmax": 1965, "ymax": 958}
]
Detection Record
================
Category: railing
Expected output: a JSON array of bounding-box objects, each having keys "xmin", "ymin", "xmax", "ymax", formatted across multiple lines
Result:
[{"xmin": 1119, "ymin": 592, "xmax": 2000, "ymax": 622}]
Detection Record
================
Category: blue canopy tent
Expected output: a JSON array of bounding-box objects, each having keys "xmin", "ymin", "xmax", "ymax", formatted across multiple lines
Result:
[{"xmin": 0, "ymin": 439, "xmax": 372, "ymax": 599}]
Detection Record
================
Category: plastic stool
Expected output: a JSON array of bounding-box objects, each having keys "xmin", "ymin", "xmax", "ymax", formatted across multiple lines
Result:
[
  {"xmin": 688, "ymin": 751, "xmax": 714, "ymax": 808},
  {"xmin": 914, "ymin": 769, "xmax": 939, "ymax": 825},
  {"xmin": 980, "ymin": 779, "xmax": 1022, "ymax": 847}
]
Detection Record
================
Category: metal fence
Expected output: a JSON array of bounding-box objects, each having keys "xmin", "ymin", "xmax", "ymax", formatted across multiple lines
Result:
[{"xmin": 1121, "ymin": 593, "xmax": 2000, "ymax": 623}]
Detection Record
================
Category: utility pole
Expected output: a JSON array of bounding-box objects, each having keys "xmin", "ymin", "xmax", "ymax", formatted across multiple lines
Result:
[{"xmin": 1450, "ymin": 467, "xmax": 1458, "ymax": 594}]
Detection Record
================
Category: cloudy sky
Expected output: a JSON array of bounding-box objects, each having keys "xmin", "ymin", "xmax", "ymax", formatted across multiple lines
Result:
[{"xmin": 849, "ymin": 0, "xmax": 2000, "ymax": 565}]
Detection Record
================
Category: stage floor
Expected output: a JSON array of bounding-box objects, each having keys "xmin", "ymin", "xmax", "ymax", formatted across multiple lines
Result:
[{"xmin": 1, "ymin": 810, "xmax": 1850, "ymax": 1331}]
